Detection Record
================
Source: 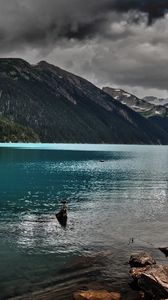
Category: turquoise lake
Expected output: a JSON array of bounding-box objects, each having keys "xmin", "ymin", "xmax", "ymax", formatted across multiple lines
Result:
[{"xmin": 0, "ymin": 144, "xmax": 168, "ymax": 299}]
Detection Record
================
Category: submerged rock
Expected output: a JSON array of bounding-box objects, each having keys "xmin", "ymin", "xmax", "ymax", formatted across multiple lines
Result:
[
  {"xmin": 73, "ymin": 290, "xmax": 121, "ymax": 300},
  {"xmin": 129, "ymin": 252, "xmax": 156, "ymax": 268}
]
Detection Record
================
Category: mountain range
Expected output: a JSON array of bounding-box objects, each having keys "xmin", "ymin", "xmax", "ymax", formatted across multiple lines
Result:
[
  {"xmin": 143, "ymin": 96, "xmax": 168, "ymax": 108},
  {"xmin": 102, "ymin": 87, "xmax": 168, "ymax": 117},
  {"xmin": 103, "ymin": 87, "xmax": 168, "ymax": 135},
  {"xmin": 0, "ymin": 58, "xmax": 168, "ymax": 144}
]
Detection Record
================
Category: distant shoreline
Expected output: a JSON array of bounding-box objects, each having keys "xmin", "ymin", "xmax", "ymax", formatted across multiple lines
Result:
[{"xmin": 0, "ymin": 142, "xmax": 168, "ymax": 150}]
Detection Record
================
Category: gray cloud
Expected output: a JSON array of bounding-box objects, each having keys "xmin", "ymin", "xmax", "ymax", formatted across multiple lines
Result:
[
  {"xmin": 0, "ymin": 0, "xmax": 167, "ymax": 50},
  {"xmin": 0, "ymin": 0, "xmax": 168, "ymax": 97},
  {"xmin": 42, "ymin": 15, "xmax": 168, "ymax": 97}
]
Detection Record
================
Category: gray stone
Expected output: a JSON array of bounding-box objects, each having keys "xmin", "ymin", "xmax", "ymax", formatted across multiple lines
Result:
[
  {"xmin": 129, "ymin": 252, "xmax": 156, "ymax": 268},
  {"xmin": 130, "ymin": 264, "xmax": 168, "ymax": 299}
]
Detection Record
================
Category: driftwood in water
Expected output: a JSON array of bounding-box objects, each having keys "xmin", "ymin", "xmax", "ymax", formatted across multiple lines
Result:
[{"xmin": 56, "ymin": 208, "xmax": 67, "ymax": 227}]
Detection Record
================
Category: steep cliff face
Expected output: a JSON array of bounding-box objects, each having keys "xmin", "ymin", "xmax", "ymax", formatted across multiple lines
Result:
[{"xmin": 0, "ymin": 58, "xmax": 168, "ymax": 144}]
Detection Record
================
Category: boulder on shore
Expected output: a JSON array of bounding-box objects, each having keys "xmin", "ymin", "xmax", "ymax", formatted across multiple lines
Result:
[
  {"xmin": 129, "ymin": 252, "xmax": 156, "ymax": 268},
  {"xmin": 130, "ymin": 263, "xmax": 168, "ymax": 299},
  {"xmin": 73, "ymin": 290, "xmax": 121, "ymax": 300},
  {"xmin": 138, "ymin": 264, "xmax": 168, "ymax": 299}
]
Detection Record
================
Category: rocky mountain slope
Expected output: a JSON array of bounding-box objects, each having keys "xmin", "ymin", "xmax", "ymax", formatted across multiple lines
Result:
[
  {"xmin": 103, "ymin": 87, "xmax": 168, "ymax": 118},
  {"xmin": 0, "ymin": 58, "xmax": 168, "ymax": 144},
  {"xmin": 143, "ymin": 96, "xmax": 168, "ymax": 108},
  {"xmin": 103, "ymin": 87, "xmax": 168, "ymax": 136}
]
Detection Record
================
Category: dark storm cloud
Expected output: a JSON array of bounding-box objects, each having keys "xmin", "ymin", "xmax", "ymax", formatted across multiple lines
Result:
[
  {"xmin": 108, "ymin": 0, "xmax": 168, "ymax": 24},
  {"xmin": 0, "ymin": 0, "xmax": 167, "ymax": 50},
  {"xmin": 0, "ymin": 0, "xmax": 108, "ymax": 50},
  {"xmin": 1, "ymin": 0, "xmax": 168, "ymax": 96}
]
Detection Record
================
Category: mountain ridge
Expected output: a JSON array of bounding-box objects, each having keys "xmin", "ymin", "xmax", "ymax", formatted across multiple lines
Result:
[
  {"xmin": 0, "ymin": 58, "xmax": 168, "ymax": 144},
  {"xmin": 103, "ymin": 86, "xmax": 168, "ymax": 137},
  {"xmin": 143, "ymin": 96, "xmax": 168, "ymax": 108},
  {"xmin": 102, "ymin": 87, "xmax": 168, "ymax": 118}
]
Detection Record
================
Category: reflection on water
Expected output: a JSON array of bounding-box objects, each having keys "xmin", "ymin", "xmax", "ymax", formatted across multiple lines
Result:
[{"xmin": 0, "ymin": 144, "xmax": 168, "ymax": 299}]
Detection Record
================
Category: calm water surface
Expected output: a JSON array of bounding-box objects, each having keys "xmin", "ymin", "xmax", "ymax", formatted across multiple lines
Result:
[{"xmin": 0, "ymin": 144, "xmax": 168, "ymax": 299}]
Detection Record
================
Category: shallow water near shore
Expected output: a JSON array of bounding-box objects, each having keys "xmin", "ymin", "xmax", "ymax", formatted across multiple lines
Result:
[{"xmin": 0, "ymin": 144, "xmax": 168, "ymax": 299}]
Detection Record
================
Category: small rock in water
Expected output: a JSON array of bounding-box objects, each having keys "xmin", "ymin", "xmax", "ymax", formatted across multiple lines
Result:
[
  {"xmin": 73, "ymin": 290, "xmax": 121, "ymax": 300},
  {"xmin": 129, "ymin": 252, "xmax": 156, "ymax": 268}
]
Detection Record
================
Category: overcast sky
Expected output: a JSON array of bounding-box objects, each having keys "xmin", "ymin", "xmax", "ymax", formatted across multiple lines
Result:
[{"xmin": 0, "ymin": 0, "xmax": 168, "ymax": 98}]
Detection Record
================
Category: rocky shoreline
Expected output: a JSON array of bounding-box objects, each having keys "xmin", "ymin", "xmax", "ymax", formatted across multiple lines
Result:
[
  {"xmin": 9, "ymin": 250, "xmax": 168, "ymax": 300},
  {"xmin": 73, "ymin": 251, "xmax": 168, "ymax": 300},
  {"xmin": 73, "ymin": 248, "xmax": 168, "ymax": 300}
]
